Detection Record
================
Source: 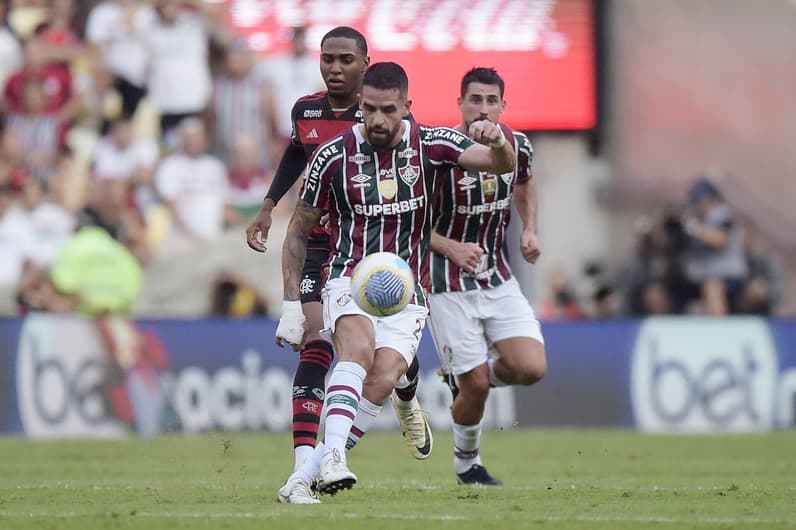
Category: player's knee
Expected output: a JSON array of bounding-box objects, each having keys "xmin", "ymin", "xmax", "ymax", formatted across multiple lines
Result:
[
  {"xmin": 503, "ymin": 346, "xmax": 547, "ymax": 386},
  {"xmin": 458, "ymin": 368, "xmax": 491, "ymax": 399},
  {"xmin": 515, "ymin": 352, "xmax": 547, "ymax": 385}
]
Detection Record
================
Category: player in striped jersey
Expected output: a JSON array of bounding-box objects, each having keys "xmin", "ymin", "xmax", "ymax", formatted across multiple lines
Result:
[
  {"xmin": 245, "ymin": 28, "xmax": 429, "ymax": 503},
  {"xmin": 277, "ymin": 62, "xmax": 516, "ymax": 498},
  {"xmin": 429, "ymin": 68, "xmax": 547, "ymax": 486}
]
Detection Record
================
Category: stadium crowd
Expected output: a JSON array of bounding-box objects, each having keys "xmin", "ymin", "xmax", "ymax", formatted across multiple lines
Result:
[{"xmin": 0, "ymin": 0, "xmax": 787, "ymax": 319}]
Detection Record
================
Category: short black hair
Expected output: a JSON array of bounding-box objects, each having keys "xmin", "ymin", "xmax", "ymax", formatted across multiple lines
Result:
[
  {"xmin": 363, "ymin": 62, "xmax": 408, "ymax": 98},
  {"xmin": 460, "ymin": 67, "xmax": 505, "ymax": 99},
  {"xmin": 321, "ymin": 26, "xmax": 368, "ymax": 56}
]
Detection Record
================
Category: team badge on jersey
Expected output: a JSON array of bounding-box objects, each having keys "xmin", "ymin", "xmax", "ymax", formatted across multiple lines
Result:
[
  {"xmin": 398, "ymin": 164, "xmax": 420, "ymax": 186},
  {"xmin": 483, "ymin": 175, "xmax": 497, "ymax": 196},
  {"xmin": 378, "ymin": 178, "xmax": 397, "ymax": 199}
]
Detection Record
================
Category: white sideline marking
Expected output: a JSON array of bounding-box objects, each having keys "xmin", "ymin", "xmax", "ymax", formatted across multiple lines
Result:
[{"xmin": 0, "ymin": 511, "xmax": 792, "ymax": 525}]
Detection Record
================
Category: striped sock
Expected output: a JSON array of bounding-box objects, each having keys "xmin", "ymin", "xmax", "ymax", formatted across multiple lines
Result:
[
  {"xmin": 323, "ymin": 361, "xmax": 366, "ymax": 455},
  {"xmin": 453, "ymin": 421, "xmax": 483, "ymax": 474},
  {"xmin": 394, "ymin": 356, "xmax": 420, "ymax": 401},
  {"xmin": 346, "ymin": 398, "xmax": 383, "ymax": 450},
  {"xmin": 292, "ymin": 340, "xmax": 334, "ymax": 469}
]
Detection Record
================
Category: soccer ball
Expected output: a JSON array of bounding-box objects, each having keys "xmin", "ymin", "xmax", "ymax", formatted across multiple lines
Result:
[{"xmin": 350, "ymin": 252, "xmax": 415, "ymax": 317}]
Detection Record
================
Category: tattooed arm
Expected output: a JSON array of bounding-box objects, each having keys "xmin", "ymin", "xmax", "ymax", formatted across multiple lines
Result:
[{"xmin": 282, "ymin": 200, "xmax": 323, "ymax": 302}]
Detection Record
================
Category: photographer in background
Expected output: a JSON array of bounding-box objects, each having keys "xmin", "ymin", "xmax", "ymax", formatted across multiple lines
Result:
[{"xmin": 682, "ymin": 178, "xmax": 748, "ymax": 315}]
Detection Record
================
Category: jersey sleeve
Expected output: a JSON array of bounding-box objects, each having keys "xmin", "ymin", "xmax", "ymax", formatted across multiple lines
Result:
[
  {"xmin": 289, "ymin": 100, "xmax": 302, "ymax": 146},
  {"xmin": 300, "ymin": 139, "xmax": 343, "ymax": 210},
  {"xmin": 513, "ymin": 131, "xmax": 534, "ymax": 184},
  {"xmin": 422, "ymin": 126, "xmax": 476, "ymax": 165}
]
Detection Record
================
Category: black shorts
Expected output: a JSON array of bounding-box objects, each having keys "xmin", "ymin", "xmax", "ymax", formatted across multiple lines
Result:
[{"xmin": 300, "ymin": 248, "xmax": 330, "ymax": 304}]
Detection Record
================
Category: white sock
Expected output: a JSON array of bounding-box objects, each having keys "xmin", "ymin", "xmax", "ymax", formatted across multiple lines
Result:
[
  {"xmin": 452, "ymin": 421, "xmax": 482, "ymax": 474},
  {"xmin": 487, "ymin": 358, "xmax": 508, "ymax": 387},
  {"xmin": 292, "ymin": 441, "xmax": 326, "ymax": 484},
  {"xmin": 347, "ymin": 398, "xmax": 383, "ymax": 450},
  {"xmin": 323, "ymin": 361, "xmax": 366, "ymax": 456},
  {"xmin": 294, "ymin": 445, "xmax": 314, "ymax": 472}
]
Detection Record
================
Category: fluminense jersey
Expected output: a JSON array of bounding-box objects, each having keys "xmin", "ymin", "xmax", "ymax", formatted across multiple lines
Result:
[
  {"xmin": 290, "ymin": 91, "xmax": 362, "ymax": 250},
  {"xmin": 430, "ymin": 124, "xmax": 533, "ymax": 293},
  {"xmin": 301, "ymin": 120, "xmax": 476, "ymax": 306}
]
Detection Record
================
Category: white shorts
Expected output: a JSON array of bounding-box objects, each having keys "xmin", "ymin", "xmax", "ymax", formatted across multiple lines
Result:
[
  {"xmin": 428, "ymin": 278, "xmax": 544, "ymax": 376},
  {"xmin": 321, "ymin": 277, "xmax": 428, "ymax": 367}
]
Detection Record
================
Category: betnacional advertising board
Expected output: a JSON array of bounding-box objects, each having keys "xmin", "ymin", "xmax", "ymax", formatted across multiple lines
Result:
[
  {"xmin": 224, "ymin": 0, "xmax": 598, "ymax": 131},
  {"xmin": 1, "ymin": 315, "xmax": 794, "ymax": 438}
]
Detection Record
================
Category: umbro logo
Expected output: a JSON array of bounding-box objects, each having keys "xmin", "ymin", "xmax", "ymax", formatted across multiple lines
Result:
[
  {"xmin": 307, "ymin": 128, "xmax": 319, "ymax": 139},
  {"xmin": 351, "ymin": 173, "xmax": 372, "ymax": 189},
  {"xmin": 458, "ymin": 176, "xmax": 477, "ymax": 191}
]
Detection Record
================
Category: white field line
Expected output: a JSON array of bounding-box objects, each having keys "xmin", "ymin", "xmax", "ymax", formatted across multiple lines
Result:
[
  {"xmin": 0, "ymin": 511, "xmax": 793, "ymax": 525},
  {"xmin": 14, "ymin": 481, "xmax": 796, "ymax": 492}
]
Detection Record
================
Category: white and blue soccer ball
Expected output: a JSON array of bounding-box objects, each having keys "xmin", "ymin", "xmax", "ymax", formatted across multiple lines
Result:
[{"xmin": 350, "ymin": 252, "xmax": 415, "ymax": 317}]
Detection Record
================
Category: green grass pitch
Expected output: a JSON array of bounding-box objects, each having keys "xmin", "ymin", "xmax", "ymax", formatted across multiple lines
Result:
[{"xmin": 1, "ymin": 429, "xmax": 794, "ymax": 529}]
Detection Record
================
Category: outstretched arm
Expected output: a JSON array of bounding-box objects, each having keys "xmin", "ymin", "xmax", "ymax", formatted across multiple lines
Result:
[{"xmin": 456, "ymin": 121, "xmax": 515, "ymax": 174}]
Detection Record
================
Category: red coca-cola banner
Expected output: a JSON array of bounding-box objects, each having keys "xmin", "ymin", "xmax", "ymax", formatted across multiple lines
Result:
[{"xmin": 225, "ymin": 0, "xmax": 597, "ymax": 131}]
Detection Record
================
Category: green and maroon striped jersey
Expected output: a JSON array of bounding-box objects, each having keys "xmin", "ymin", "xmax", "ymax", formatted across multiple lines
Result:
[
  {"xmin": 301, "ymin": 120, "xmax": 475, "ymax": 307},
  {"xmin": 430, "ymin": 125, "xmax": 533, "ymax": 293}
]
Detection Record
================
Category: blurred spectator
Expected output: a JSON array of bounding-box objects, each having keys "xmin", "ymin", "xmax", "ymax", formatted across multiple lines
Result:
[
  {"xmin": 210, "ymin": 270, "xmax": 268, "ymax": 317},
  {"xmin": 537, "ymin": 265, "xmax": 584, "ymax": 320},
  {"xmin": 18, "ymin": 172, "xmax": 75, "ymax": 267},
  {"xmin": 154, "ymin": 118, "xmax": 242, "ymax": 250},
  {"xmin": 227, "ymin": 134, "xmax": 271, "ymax": 218},
  {"xmin": 146, "ymin": 0, "xmax": 227, "ymax": 145},
  {"xmin": 0, "ymin": 1, "xmax": 23, "ymax": 92},
  {"xmin": 93, "ymin": 115, "xmax": 159, "ymax": 214},
  {"xmin": 209, "ymin": 38, "xmax": 280, "ymax": 168},
  {"xmin": 260, "ymin": 26, "xmax": 324, "ymax": 142},
  {"xmin": 46, "ymin": 223, "xmax": 143, "ymax": 315},
  {"xmin": 591, "ymin": 285, "xmax": 621, "ymax": 318},
  {"xmin": 620, "ymin": 208, "xmax": 691, "ymax": 315},
  {"xmin": 79, "ymin": 178, "xmax": 150, "ymax": 263},
  {"xmin": 32, "ymin": 0, "xmax": 87, "ymax": 65},
  {"xmin": 683, "ymin": 177, "xmax": 748, "ymax": 315},
  {"xmin": 736, "ymin": 221, "xmax": 784, "ymax": 315},
  {"xmin": 86, "ymin": 0, "xmax": 155, "ymax": 121},
  {"xmin": 4, "ymin": 77, "xmax": 74, "ymax": 180},
  {"xmin": 0, "ymin": 171, "xmax": 35, "ymax": 287},
  {"xmin": 3, "ymin": 37, "xmax": 76, "ymax": 115}
]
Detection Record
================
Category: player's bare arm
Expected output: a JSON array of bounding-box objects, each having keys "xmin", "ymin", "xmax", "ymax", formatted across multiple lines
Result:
[
  {"xmin": 456, "ymin": 120, "xmax": 515, "ymax": 174},
  {"xmin": 276, "ymin": 200, "xmax": 322, "ymax": 350},
  {"xmin": 430, "ymin": 231, "xmax": 484, "ymax": 273},
  {"xmin": 514, "ymin": 171, "xmax": 541, "ymax": 264},
  {"xmin": 282, "ymin": 200, "xmax": 322, "ymax": 302}
]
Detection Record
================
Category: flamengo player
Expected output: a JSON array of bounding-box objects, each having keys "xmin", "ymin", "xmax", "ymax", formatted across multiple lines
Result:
[
  {"xmin": 430, "ymin": 67, "xmax": 547, "ymax": 486},
  {"xmin": 244, "ymin": 27, "xmax": 430, "ymax": 477},
  {"xmin": 277, "ymin": 62, "xmax": 516, "ymax": 502}
]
